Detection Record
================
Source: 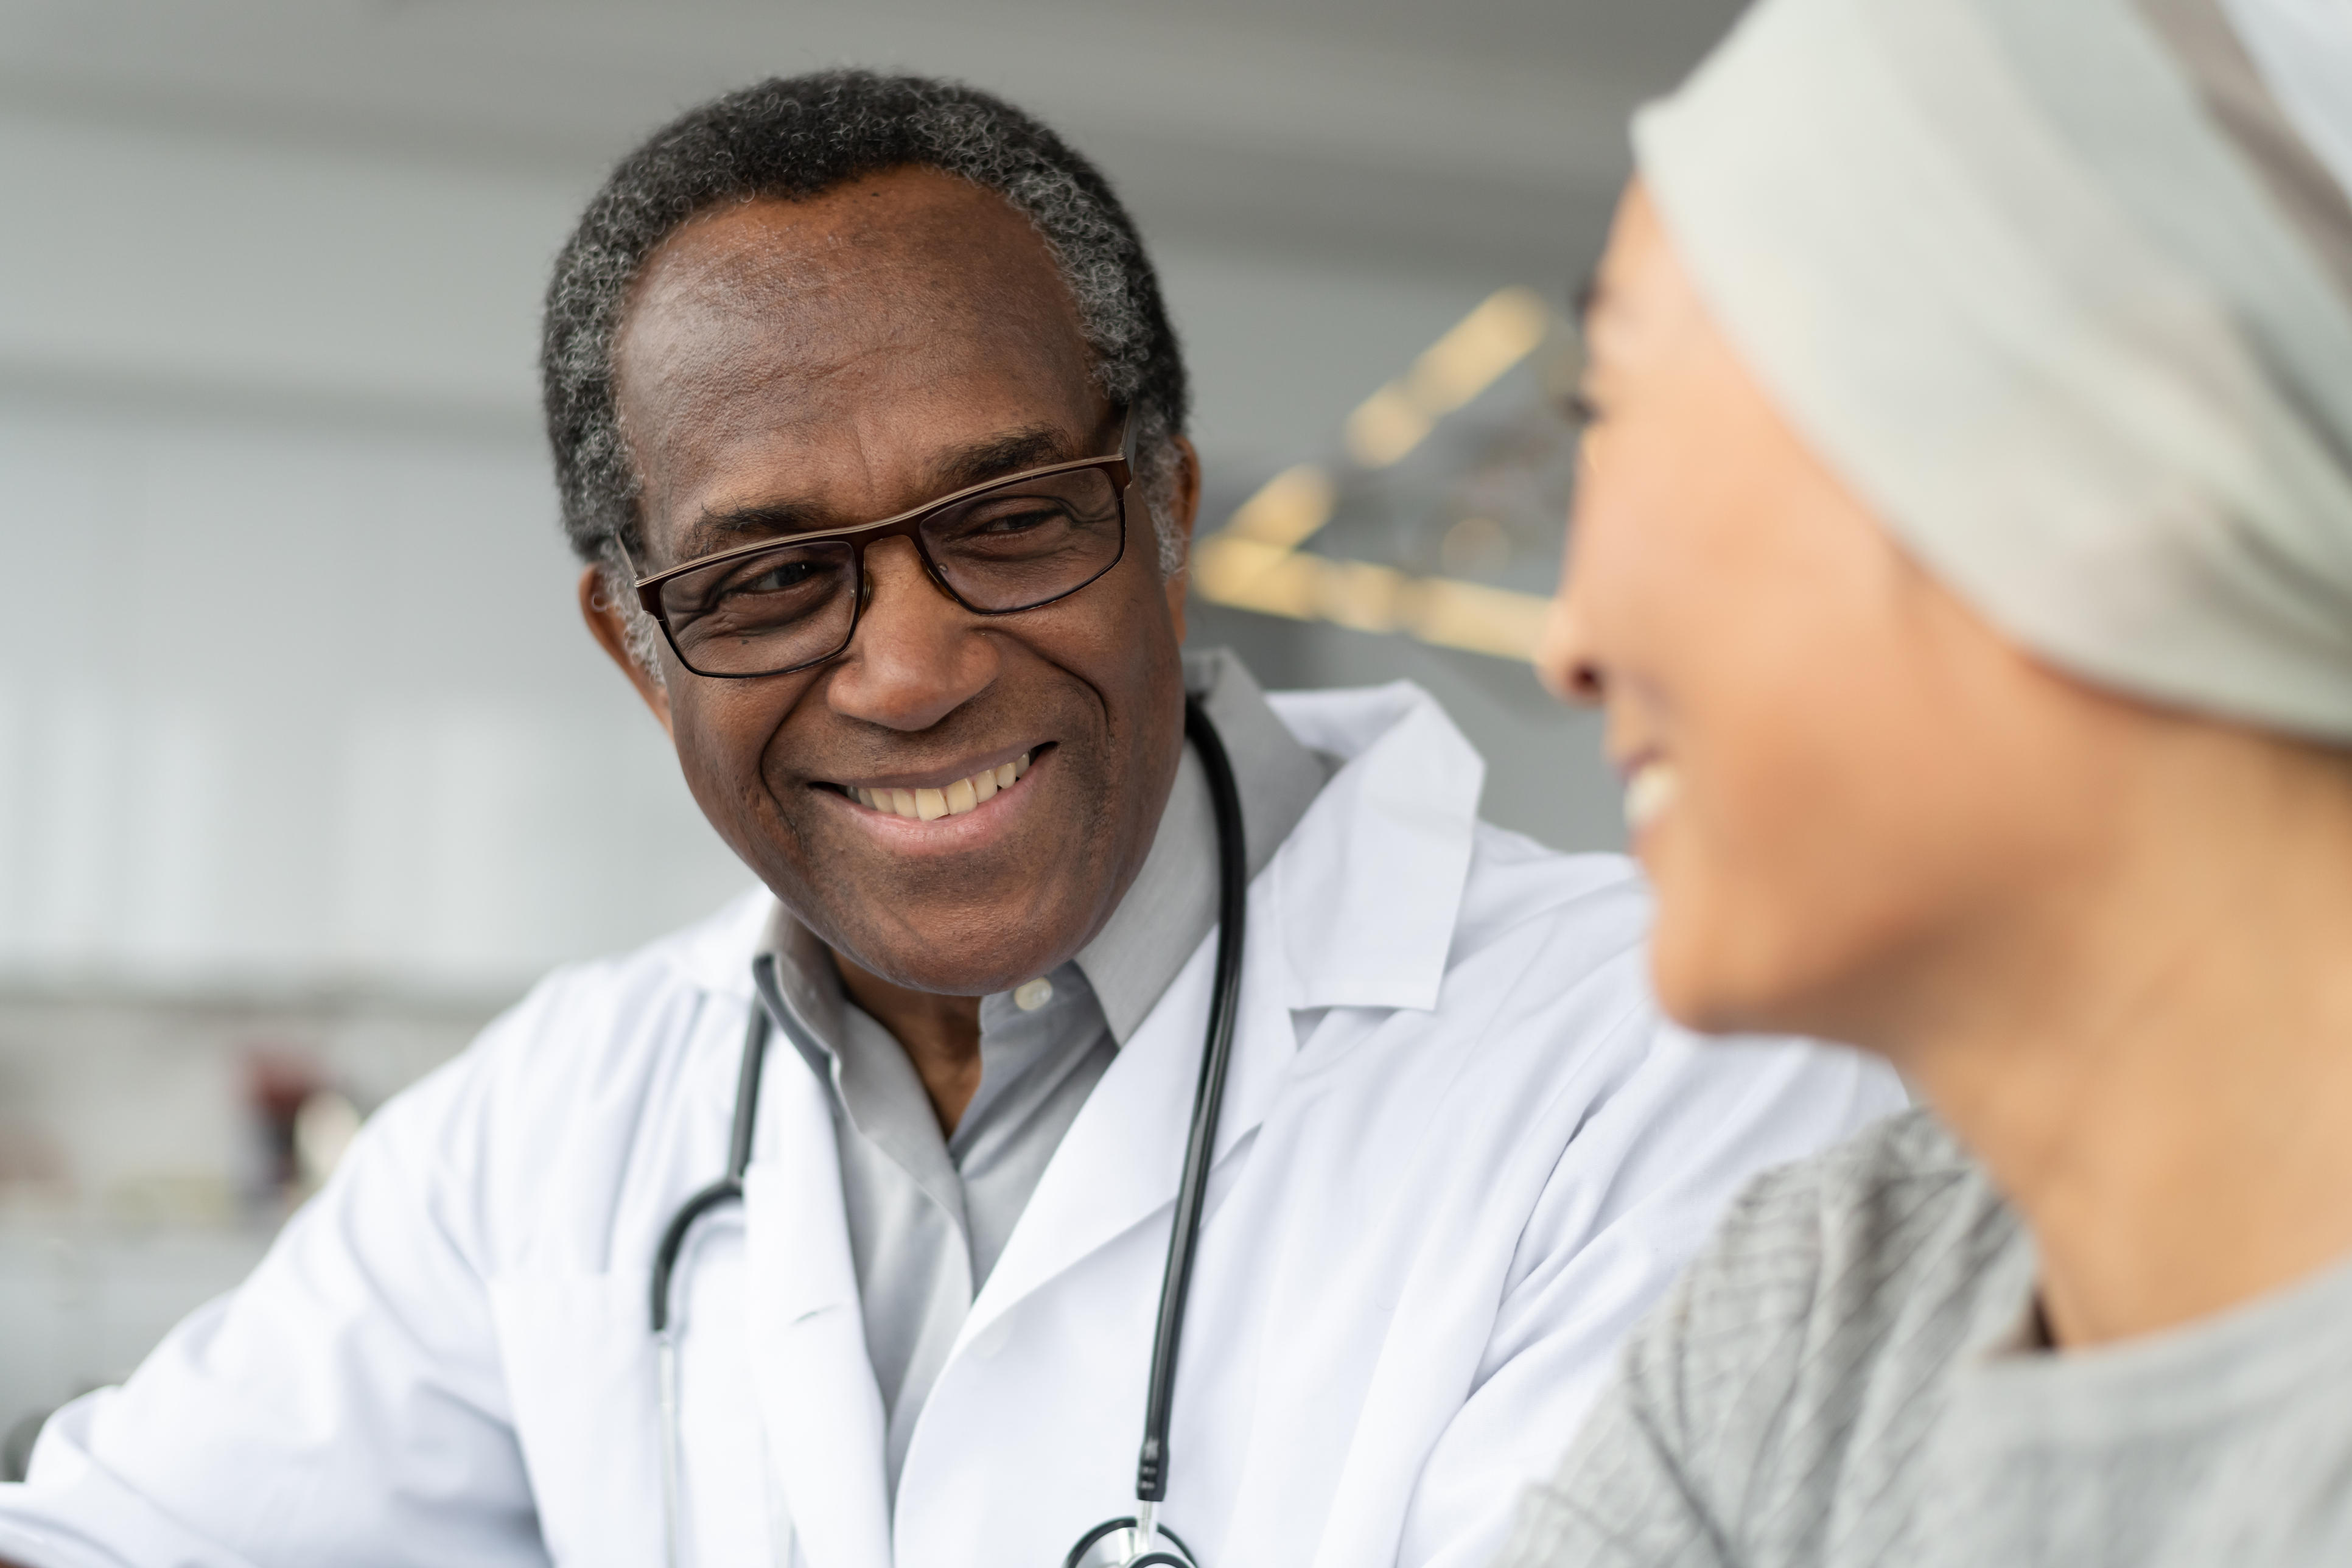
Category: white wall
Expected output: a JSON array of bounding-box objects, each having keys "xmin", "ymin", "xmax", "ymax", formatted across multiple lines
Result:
[{"xmin": 0, "ymin": 394, "xmax": 755, "ymax": 992}]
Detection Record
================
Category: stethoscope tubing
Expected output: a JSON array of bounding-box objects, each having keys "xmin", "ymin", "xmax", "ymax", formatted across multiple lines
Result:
[{"xmin": 1133, "ymin": 696, "xmax": 1247, "ymax": 1503}]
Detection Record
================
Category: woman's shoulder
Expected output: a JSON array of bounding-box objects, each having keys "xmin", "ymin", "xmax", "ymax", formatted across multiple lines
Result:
[
  {"xmin": 1601, "ymin": 1107, "xmax": 2032, "ymax": 1556},
  {"xmin": 1710, "ymin": 1104, "xmax": 2006, "ymax": 1297},
  {"xmin": 1659, "ymin": 1105, "xmax": 2023, "ymax": 1388},
  {"xmin": 1502, "ymin": 1107, "xmax": 2031, "ymax": 1567}
]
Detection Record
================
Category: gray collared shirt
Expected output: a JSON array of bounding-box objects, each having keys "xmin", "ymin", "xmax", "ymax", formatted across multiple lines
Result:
[{"xmin": 752, "ymin": 649, "xmax": 1332, "ymax": 1496}]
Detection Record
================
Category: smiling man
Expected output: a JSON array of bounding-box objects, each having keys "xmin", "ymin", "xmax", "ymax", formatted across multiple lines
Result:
[{"xmin": 0, "ymin": 72, "xmax": 1902, "ymax": 1568}]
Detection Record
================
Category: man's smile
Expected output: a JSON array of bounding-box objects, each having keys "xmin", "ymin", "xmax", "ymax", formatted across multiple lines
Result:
[{"xmin": 814, "ymin": 741, "xmax": 1057, "ymax": 836}]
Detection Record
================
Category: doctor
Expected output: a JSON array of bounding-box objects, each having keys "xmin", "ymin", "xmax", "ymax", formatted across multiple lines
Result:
[{"xmin": 0, "ymin": 71, "xmax": 1901, "ymax": 1568}]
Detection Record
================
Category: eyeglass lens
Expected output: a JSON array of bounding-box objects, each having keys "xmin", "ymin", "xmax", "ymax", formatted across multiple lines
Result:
[{"xmin": 652, "ymin": 464, "xmax": 1124, "ymax": 677}]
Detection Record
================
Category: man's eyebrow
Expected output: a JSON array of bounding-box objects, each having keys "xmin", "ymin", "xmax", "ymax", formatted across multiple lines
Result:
[
  {"xmin": 675, "ymin": 498, "xmax": 835, "ymax": 558},
  {"xmin": 674, "ymin": 425, "xmax": 1084, "ymax": 557},
  {"xmin": 926, "ymin": 425, "xmax": 1076, "ymax": 493}
]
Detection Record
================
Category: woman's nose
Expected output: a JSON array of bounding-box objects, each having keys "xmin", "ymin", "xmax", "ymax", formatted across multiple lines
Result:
[{"xmin": 1535, "ymin": 587, "xmax": 1606, "ymax": 706}]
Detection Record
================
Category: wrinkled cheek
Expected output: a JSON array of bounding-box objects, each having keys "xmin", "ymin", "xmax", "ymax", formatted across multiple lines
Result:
[
  {"xmin": 738, "ymin": 771, "xmax": 810, "ymax": 860},
  {"xmin": 673, "ymin": 747, "xmax": 765, "ymax": 866},
  {"xmin": 658, "ymin": 704, "xmax": 795, "ymax": 871}
]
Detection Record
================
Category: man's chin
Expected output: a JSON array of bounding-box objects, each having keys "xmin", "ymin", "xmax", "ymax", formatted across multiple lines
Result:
[
  {"xmin": 760, "ymin": 804, "xmax": 1108, "ymax": 973},
  {"xmin": 787, "ymin": 883, "xmax": 1098, "ymax": 998},
  {"xmin": 830, "ymin": 940, "xmax": 1076, "ymax": 999}
]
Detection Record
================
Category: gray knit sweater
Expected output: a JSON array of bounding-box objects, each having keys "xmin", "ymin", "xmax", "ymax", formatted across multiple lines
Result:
[{"xmin": 1495, "ymin": 1108, "xmax": 2352, "ymax": 1568}]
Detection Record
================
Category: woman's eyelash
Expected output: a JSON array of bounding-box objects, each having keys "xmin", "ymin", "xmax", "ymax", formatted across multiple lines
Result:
[{"xmin": 1559, "ymin": 391, "xmax": 1600, "ymax": 426}]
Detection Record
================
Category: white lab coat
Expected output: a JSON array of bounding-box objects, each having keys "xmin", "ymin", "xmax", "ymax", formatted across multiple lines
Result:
[{"xmin": 0, "ymin": 680, "xmax": 1903, "ymax": 1568}]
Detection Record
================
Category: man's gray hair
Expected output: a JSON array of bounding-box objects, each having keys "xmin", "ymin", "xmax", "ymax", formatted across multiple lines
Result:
[{"xmin": 542, "ymin": 70, "xmax": 1194, "ymax": 670}]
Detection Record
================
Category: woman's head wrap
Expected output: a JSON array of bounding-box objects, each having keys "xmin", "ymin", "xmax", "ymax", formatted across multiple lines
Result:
[{"xmin": 1634, "ymin": 0, "xmax": 2352, "ymax": 740}]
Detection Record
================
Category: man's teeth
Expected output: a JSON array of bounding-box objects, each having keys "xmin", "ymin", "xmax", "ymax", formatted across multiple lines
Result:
[
  {"xmin": 1623, "ymin": 760, "xmax": 1681, "ymax": 833},
  {"xmin": 855, "ymin": 752, "xmax": 1031, "ymax": 821}
]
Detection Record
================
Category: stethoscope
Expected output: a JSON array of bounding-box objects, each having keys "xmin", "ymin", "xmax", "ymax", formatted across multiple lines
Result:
[{"xmin": 650, "ymin": 694, "xmax": 1248, "ymax": 1568}]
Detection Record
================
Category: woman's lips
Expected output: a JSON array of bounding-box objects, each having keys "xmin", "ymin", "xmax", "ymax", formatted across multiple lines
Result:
[{"xmin": 1622, "ymin": 757, "xmax": 1681, "ymax": 835}]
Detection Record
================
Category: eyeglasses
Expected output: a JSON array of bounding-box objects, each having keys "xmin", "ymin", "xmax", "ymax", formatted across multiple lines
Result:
[{"xmin": 625, "ymin": 410, "xmax": 1136, "ymax": 679}]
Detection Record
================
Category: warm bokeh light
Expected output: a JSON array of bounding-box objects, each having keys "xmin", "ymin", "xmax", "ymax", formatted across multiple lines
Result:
[{"xmin": 1195, "ymin": 285, "xmax": 1561, "ymax": 662}]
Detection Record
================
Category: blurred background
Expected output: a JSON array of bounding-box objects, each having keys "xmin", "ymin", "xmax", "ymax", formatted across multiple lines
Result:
[{"xmin": 0, "ymin": 0, "xmax": 1741, "ymax": 1461}]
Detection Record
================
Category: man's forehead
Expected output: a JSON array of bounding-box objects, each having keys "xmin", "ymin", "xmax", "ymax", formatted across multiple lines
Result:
[
  {"xmin": 628, "ymin": 169, "xmax": 1069, "ymax": 332},
  {"xmin": 615, "ymin": 172, "xmax": 1093, "ymax": 422},
  {"xmin": 611, "ymin": 169, "xmax": 1101, "ymax": 527}
]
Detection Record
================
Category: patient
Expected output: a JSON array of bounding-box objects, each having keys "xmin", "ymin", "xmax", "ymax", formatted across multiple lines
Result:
[{"xmin": 1502, "ymin": 0, "xmax": 2352, "ymax": 1563}]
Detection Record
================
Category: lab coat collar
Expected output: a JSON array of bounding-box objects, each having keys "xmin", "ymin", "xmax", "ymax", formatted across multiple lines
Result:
[
  {"xmin": 1076, "ymin": 648, "xmax": 1333, "ymax": 1044},
  {"xmin": 1265, "ymin": 679, "xmax": 1485, "ymax": 1013},
  {"xmin": 662, "ymin": 883, "xmax": 774, "ymax": 1006}
]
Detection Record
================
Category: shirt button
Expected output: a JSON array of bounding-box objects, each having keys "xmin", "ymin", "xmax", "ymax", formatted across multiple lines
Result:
[{"xmin": 1013, "ymin": 977, "xmax": 1054, "ymax": 1011}]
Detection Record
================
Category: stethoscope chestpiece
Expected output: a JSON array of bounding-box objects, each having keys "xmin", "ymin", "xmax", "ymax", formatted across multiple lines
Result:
[{"xmin": 1063, "ymin": 1517, "xmax": 1197, "ymax": 1568}]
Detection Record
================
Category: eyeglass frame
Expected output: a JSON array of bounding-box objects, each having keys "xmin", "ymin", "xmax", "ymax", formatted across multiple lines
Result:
[{"xmin": 618, "ymin": 406, "xmax": 1139, "ymax": 680}]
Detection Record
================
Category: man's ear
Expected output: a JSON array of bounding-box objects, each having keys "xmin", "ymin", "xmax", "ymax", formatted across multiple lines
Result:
[
  {"xmin": 1162, "ymin": 434, "xmax": 1204, "ymax": 642},
  {"xmin": 578, "ymin": 565, "xmax": 675, "ymax": 739}
]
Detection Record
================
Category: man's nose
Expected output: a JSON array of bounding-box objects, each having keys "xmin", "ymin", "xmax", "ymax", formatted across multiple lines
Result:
[{"xmin": 825, "ymin": 536, "xmax": 999, "ymax": 732}]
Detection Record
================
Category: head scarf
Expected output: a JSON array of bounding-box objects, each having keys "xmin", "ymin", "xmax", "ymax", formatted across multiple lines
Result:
[{"xmin": 1634, "ymin": 0, "xmax": 2352, "ymax": 741}]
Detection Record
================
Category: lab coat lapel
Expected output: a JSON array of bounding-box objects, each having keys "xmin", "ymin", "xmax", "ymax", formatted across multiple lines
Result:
[
  {"xmin": 954, "ymin": 866, "xmax": 1294, "ymax": 1353},
  {"xmin": 743, "ymin": 1047, "xmax": 893, "ymax": 1568}
]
